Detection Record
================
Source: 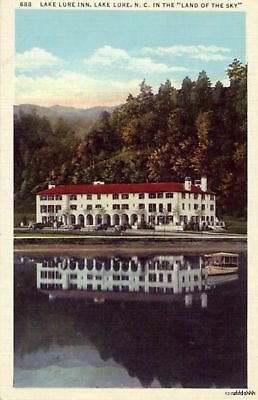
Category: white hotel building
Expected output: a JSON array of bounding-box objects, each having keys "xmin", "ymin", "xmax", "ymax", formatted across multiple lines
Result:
[{"xmin": 36, "ymin": 176, "xmax": 216, "ymax": 228}]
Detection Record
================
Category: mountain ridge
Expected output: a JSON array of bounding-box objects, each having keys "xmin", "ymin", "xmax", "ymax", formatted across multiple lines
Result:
[{"xmin": 14, "ymin": 103, "xmax": 118, "ymax": 137}]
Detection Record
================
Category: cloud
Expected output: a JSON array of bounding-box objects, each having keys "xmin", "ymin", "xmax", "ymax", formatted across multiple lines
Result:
[
  {"xmin": 15, "ymin": 70, "xmax": 142, "ymax": 108},
  {"xmin": 142, "ymin": 44, "xmax": 231, "ymax": 61},
  {"xmin": 84, "ymin": 45, "xmax": 188, "ymax": 73},
  {"xmin": 16, "ymin": 47, "xmax": 64, "ymax": 71}
]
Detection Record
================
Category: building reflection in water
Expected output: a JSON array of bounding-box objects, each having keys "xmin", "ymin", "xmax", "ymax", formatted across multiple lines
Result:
[{"xmin": 33, "ymin": 255, "xmax": 238, "ymax": 308}]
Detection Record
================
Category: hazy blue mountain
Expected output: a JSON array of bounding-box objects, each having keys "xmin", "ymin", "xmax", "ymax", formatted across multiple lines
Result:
[{"xmin": 14, "ymin": 104, "xmax": 118, "ymax": 137}]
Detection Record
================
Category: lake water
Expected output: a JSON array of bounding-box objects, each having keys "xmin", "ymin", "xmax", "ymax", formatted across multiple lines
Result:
[{"xmin": 14, "ymin": 251, "xmax": 247, "ymax": 388}]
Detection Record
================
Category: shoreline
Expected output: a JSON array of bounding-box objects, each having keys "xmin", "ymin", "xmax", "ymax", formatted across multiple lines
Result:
[{"xmin": 14, "ymin": 239, "xmax": 247, "ymax": 256}]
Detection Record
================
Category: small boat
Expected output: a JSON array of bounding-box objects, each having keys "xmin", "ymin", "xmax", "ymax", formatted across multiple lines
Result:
[{"xmin": 203, "ymin": 252, "xmax": 239, "ymax": 276}]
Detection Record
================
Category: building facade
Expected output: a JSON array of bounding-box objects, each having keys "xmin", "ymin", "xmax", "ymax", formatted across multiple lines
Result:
[
  {"xmin": 36, "ymin": 254, "xmax": 208, "ymax": 307},
  {"xmin": 36, "ymin": 176, "xmax": 216, "ymax": 228}
]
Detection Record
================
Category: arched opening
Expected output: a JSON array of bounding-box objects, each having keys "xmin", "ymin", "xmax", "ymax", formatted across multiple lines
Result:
[
  {"xmin": 149, "ymin": 215, "xmax": 155, "ymax": 225},
  {"xmin": 78, "ymin": 259, "xmax": 85, "ymax": 270},
  {"xmin": 112, "ymin": 214, "xmax": 120, "ymax": 225},
  {"xmin": 121, "ymin": 214, "xmax": 129, "ymax": 225},
  {"xmin": 122, "ymin": 261, "xmax": 129, "ymax": 271},
  {"xmin": 70, "ymin": 258, "xmax": 76, "ymax": 270},
  {"xmin": 86, "ymin": 258, "xmax": 94, "ymax": 270},
  {"xmin": 86, "ymin": 214, "xmax": 93, "ymax": 225},
  {"xmin": 103, "ymin": 214, "xmax": 111, "ymax": 226},
  {"xmin": 95, "ymin": 259, "xmax": 103, "ymax": 271},
  {"xmin": 104, "ymin": 259, "xmax": 111, "ymax": 270},
  {"xmin": 70, "ymin": 214, "xmax": 76, "ymax": 225},
  {"xmin": 113, "ymin": 259, "xmax": 120, "ymax": 271},
  {"xmin": 78, "ymin": 214, "xmax": 85, "ymax": 227},
  {"xmin": 95, "ymin": 214, "xmax": 102, "ymax": 225},
  {"xmin": 131, "ymin": 214, "xmax": 138, "ymax": 225},
  {"xmin": 140, "ymin": 213, "xmax": 146, "ymax": 223}
]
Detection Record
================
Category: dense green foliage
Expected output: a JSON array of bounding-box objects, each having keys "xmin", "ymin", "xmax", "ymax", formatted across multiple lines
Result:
[{"xmin": 15, "ymin": 59, "xmax": 247, "ymax": 218}]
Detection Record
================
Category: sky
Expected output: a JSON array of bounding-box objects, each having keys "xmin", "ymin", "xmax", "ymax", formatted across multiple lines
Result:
[{"xmin": 15, "ymin": 10, "xmax": 246, "ymax": 109}]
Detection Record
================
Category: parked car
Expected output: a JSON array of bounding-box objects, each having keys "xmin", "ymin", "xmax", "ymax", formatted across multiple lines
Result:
[
  {"xmin": 94, "ymin": 223, "xmax": 108, "ymax": 231},
  {"xmin": 31, "ymin": 222, "xmax": 44, "ymax": 230},
  {"xmin": 71, "ymin": 224, "xmax": 81, "ymax": 230},
  {"xmin": 114, "ymin": 225, "xmax": 127, "ymax": 233}
]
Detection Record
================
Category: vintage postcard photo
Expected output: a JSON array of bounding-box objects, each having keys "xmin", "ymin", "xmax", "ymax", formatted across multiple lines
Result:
[{"xmin": 1, "ymin": 0, "xmax": 257, "ymax": 399}]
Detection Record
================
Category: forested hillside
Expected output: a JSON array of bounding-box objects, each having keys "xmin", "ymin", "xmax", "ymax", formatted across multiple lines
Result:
[{"xmin": 14, "ymin": 59, "xmax": 247, "ymax": 218}]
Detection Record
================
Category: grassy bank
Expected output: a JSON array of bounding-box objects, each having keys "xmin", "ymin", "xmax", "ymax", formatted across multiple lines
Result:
[{"xmin": 224, "ymin": 217, "xmax": 247, "ymax": 234}]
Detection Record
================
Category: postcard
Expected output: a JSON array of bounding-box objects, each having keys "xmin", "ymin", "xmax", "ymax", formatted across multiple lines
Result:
[{"xmin": 0, "ymin": 0, "xmax": 257, "ymax": 399}]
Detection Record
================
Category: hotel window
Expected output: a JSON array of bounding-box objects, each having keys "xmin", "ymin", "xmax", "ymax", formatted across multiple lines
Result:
[
  {"xmin": 210, "ymin": 204, "xmax": 214, "ymax": 211},
  {"xmin": 159, "ymin": 273, "xmax": 163, "ymax": 282},
  {"xmin": 40, "ymin": 205, "xmax": 47, "ymax": 213},
  {"xmin": 113, "ymin": 194, "xmax": 119, "ymax": 200},
  {"xmin": 159, "ymin": 204, "xmax": 163, "ymax": 213},
  {"xmin": 48, "ymin": 205, "xmax": 55, "ymax": 213},
  {"xmin": 166, "ymin": 192, "xmax": 173, "ymax": 198},
  {"xmin": 87, "ymin": 284, "xmax": 93, "ymax": 290},
  {"xmin": 55, "ymin": 205, "xmax": 61, "ymax": 213},
  {"xmin": 97, "ymin": 194, "xmax": 101, "ymax": 200},
  {"xmin": 201, "ymin": 194, "xmax": 205, "ymax": 200},
  {"xmin": 210, "ymin": 195, "xmax": 215, "ymax": 201},
  {"xmin": 86, "ymin": 204, "xmax": 92, "ymax": 210},
  {"xmin": 70, "ymin": 195, "xmax": 77, "ymax": 200},
  {"xmin": 181, "ymin": 193, "xmax": 186, "ymax": 199},
  {"xmin": 139, "ymin": 204, "xmax": 145, "ymax": 210},
  {"xmin": 194, "ymin": 204, "xmax": 198, "ymax": 210},
  {"xmin": 122, "ymin": 275, "xmax": 129, "ymax": 280},
  {"xmin": 194, "ymin": 193, "xmax": 199, "ymax": 199},
  {"xmin": 149, "ymin": 273, "xmax": 156, "ymax": 282},
  {"xmin": 157, "ymin": 193, "xmax": 163, "ymax": 199},
  {"xmin": 87, "ymin": 274, "xmax": 93, "ymax": 280},
  {"xmin": 122, "ymin": 193, "xmax": 129, "ymax": 199},
  {"xmin": 70, "ymin": 273, "xmax": 77, "ymax": 279},
  {"xmin": 113, "ymin": 275, "xmax": 120, "ymax": 281},
  {"xmin": 149, "ymin": 204, "xmax": 156, "ymax": 213},
  {"xmin": 40, "ymin": 271, "xmax": 47, "ymax": 279},
  {"xmin": 167, "ymin": 203, "xmax": 172, "ymax": 213},
  {"xmin": 40, "ymin": 195, "xmax": 47, "ymax": 201},
  {"xmin": 122, "ymin": 204, "xmax": 129, "ymax": 210},
  {"xmin": 182, "ymin": 203, "xmax": 185, "ymax": 210},
  {"xmin": 201, "ymin": 204, "xmax": 205, "ymax": 210},
  {"xmin": 139, "ymin": 276, "xmax": 145, "ymax": 282},
  {"xmin": 70, "ymin": 205, "xmax": 77, "ymax": 210},
  {"xmin": 48, "ymin": 195, "xmax": 55, "ymax": 200},
  {"xmin": 55, "ymin": 195, "xmax": 62, "ymax": 200},
  {"xmin": 167, "ymin": 274, "xmax": 172, "ymax": 282},
  {"xmin": 189, "ymin": 204, "xmax": 191, "ymax": 210},
  {"xmin": 139, "ymin": 193, "xmax": 145, "ymax": 199},
  {"xmin": 95, "ymin": 204, "xmax": 102, "ymax": 209},
  {"xmin": 148, "ymin": 193, "xmax": 156, "ymax": 199},
  {"xmin": 87, "ymin": 194, "xmax": 92, "ymax": 200},
  {"xmin": 113, "ymin": 204, "xmax": 120, "ymax": 210}
]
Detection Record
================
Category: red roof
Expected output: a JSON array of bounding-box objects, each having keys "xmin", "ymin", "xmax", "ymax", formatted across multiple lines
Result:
[{"xmin": 37, "ymin": 182, "xmax": 211, "ymax": 195}]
